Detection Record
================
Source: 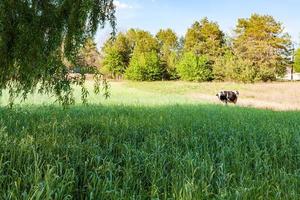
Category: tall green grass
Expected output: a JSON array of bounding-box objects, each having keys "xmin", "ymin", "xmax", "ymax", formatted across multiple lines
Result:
[
  {"xmin": 0, "ymin": 81, "xmax": 197, "ymax": 107},
  {"xmin": 0, "ymin": 104, "xmax": 300, "ymax": 199}
]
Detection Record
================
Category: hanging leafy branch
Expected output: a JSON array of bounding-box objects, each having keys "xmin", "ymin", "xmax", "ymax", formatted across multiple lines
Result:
[{"xmin": 0, "ymin": 0, "xmax": 116, "ymax": 106}]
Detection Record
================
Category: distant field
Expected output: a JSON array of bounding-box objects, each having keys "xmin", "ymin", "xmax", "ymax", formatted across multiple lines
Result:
[
  {"xmin": 0, "ymin": 81, "xmax": 300, "ymax": 199},
  {"xmin": 1, "ymin": 80, "xmax": 300, "ymax": 110},
  {"xmin": 125, "ymin": 81, "xmax": 300, "ymax": 111}
]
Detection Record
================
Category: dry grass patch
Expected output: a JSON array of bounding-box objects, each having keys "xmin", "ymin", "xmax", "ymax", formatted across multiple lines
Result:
[{"xmin": 188, "ymin": 82, "xmax": 300, "ymax": 111}]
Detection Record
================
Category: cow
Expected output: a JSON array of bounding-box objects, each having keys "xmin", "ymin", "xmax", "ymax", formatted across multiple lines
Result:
[{"xmin": 216, "ymin": 91, "xmax": 239, "ymax": 105}]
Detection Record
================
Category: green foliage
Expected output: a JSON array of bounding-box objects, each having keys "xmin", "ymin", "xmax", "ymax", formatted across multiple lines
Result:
[
  {"xmin": 123, "ymin": 30, "xmax": 163, "ymax": 81},
  {"xmin": 131, "ymin": 29, "xmax": 160, "ymax": 53},
  {"xmin": 165, "ymin": 51, "xmax": 179, "ymax": 79},
  {"xmin": 213, "ymin": 51, "xmax": 256, "ymax": 82},
  {"xmin": 156, "ymin": 29, "xmax": 179, "ymax": 79},
  {"xmin": 177, "ymin": 52, "xmax": 212, "ymax": 81},
  {"xmin": 102, "ymin": 30, "xmax": 162, "ymax": 80},
  {"xmin": 101, "ymin": 15, "xmax": 293, "ymax": 83},
  {"xmin": 0, "ymin": 0, "xmax": 115, "ymax": 106},
  {"xmin": 74, "ymin": 38, "xmax": 102, "ymax": 74},
  {"xmin": 102, "ymin": 49, "xmax": 127, "ymax": 78},
  {"xmin": 294, "ymin": 48, "xmax": 300, "ymax": 72},
  {"xmin": 125, "ymin": 51, "xmax": 162, "ymax": 81},
  {"xmin": 213, "ymin": 51, "xmax": 235, "ymax": 81},
  {"xmin": 102, "ymin": 33, "xmax": 131, "ymax": 78},
  {"xmin": 156, "ymin": 29, "xmax": 178, "ymax": 48},
  {"xmin": 184, "ymin": 18, "xmax": 225, "ymax": 60},
  {"xmin": 233, "ymin": 14, "xmax": 291, "ymax": 81}
]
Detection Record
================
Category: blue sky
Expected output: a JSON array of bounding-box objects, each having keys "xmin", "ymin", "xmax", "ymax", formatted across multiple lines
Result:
[{"xmin": 96, "ymin": 0, "xmax": 300, "ymax": 48}]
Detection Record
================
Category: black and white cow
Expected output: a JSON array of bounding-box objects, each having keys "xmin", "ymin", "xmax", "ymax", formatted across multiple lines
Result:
[{"xmin": 216, "ymin": 91, "xmax": 239, "ymax": 105}]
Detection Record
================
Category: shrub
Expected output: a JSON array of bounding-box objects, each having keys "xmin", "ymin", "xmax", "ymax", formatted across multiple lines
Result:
[
  {"xmin": 125, "ymin": 51, "xmax": 163, "ymax": 81},
  {"xmin": 255, "ymin": 65, "xmax": 278, "ymax": 82},
  {"xmin": 176, "ymin": 52, "xmax": 212, "ymax": 81},
  {"xmin": 213, "ymin": 51, "xmax": 275, "ymax": 83}
]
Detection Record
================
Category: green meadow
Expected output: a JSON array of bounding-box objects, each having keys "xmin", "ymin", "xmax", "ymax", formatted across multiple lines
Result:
[{"xmin": 0, "ymin": 81, "xmax": 299, "ymax": 199}]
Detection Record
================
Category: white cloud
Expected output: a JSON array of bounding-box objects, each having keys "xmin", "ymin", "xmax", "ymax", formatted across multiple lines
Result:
[{"xmin": 114, "ymin": 1, "xmax": 134, "ymax": 10}]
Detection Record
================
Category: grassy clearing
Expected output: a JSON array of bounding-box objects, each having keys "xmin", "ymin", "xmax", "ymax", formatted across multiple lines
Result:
[
  {"xmin": 0, "ymin": 81, "xmax": 300, "ymax": 199},
  {"xmin": 2, "ymin": 80, "xmax": 300, "ymax": 110},
  {"xmin": 0, "ymin": 81, "xmax": 195, "ymax": 106},
  {"xmin": 125, "ymin": 81, "xmax": 245, "ymax": 95},
  {"xmin": 125, "ymin": 81, "xmax": 300, "ymax": 110}
]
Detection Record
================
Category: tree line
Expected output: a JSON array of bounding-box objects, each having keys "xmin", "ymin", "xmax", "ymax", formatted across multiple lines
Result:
[{"xmin": 100, "ymin": 14, "xmax": 297, "ymax": 82}]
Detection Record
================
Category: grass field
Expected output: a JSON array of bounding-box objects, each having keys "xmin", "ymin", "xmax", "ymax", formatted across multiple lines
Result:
[
  {"xmin": 0, "ymin": 81, "xmax": 300, "ymax": 199},
  {"xmin": 2, "ymin": 80, "xmax": 300, "ymax": 110}
]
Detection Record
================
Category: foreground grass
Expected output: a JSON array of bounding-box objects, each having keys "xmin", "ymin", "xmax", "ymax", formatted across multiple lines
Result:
[{"xmin": 1, "ymin": 104, "xmax": 300, "ymax": 199}]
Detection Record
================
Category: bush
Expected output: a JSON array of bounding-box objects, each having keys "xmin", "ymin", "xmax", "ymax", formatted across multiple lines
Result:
[
  {"xmin": 176, "ymin": 52, "xmax": 212, "ymax": 81},
  {"xmin": 213, "ymin": 52, "xmax": 256, "ymax": 82},
  {"xmin": 213, "ymin": 51, "xmax": 280, "ymax": 82},
  {"xmin": 125, "ymin": 51, "xmax": 163, "ymax": 81},
  {"xmin": 256, "ymin": 65, "xmax": 278, "ymax": 82}
]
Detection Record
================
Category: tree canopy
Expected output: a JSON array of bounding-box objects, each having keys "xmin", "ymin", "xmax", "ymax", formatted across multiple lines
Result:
[
  {"xmin": 184, "ymin": 18, "xmax": 225, "ymax": 59},
  {"xmin": 101, "ymin": 14, "xmax": 293, "ymax": 83},
  {"xmin": 102, "ymin": 33, "xmax": 131, "ymax": 79},
  {"xmin": 0, "ymin": 0, "xmax": 115, "ymax": 106},
  {"xmin": 233, "ymin": 14, "xmax": 291, "ymax": 81},
  {"xmin": 102, "ymin": 29, "xmax": 165, "ymax": 81},
  {"xmin": 125, "ymin": 30, "xmax": 162, "ymax": 80},
  {"xmin": 177, "ymin": 53, "xmax": 212, "ymax": 82},
  {"xmin": 156, "ymin": 29, "xmax": 179, "ymax": 79}
]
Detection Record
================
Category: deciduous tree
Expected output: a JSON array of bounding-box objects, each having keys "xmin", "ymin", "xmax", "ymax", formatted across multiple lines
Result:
[
  {"xmin": 125, "ymin": 30, "xmax": 162, "ymax": 80},
  {"xmin": 233, "ymin": 14, "xmax": 291, "ymax": 81},
  {"xmin": 0, "ymin": 0, "xmax": 115, "ymax": 106},
  {"xmin": 184, "ymin": 18, "xmax": 225, "ymax": 60},
  {"xmin": 156, "ymin": 29, "xmax": 179, "ymax": 79},
  {"xmin": 177, "ymin": 52, "xmax": 212, "ymax": 82},
  {"xmin": 213, "ymin": 50, "xmax": 256, "ymax": 82},
  {"xmin": 125, "ymin": 50, "xmax": 162, "ymax": 81},
  {"xmin": 102, "ymin": 33, "xmax": 131, "ymax": 78}
]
